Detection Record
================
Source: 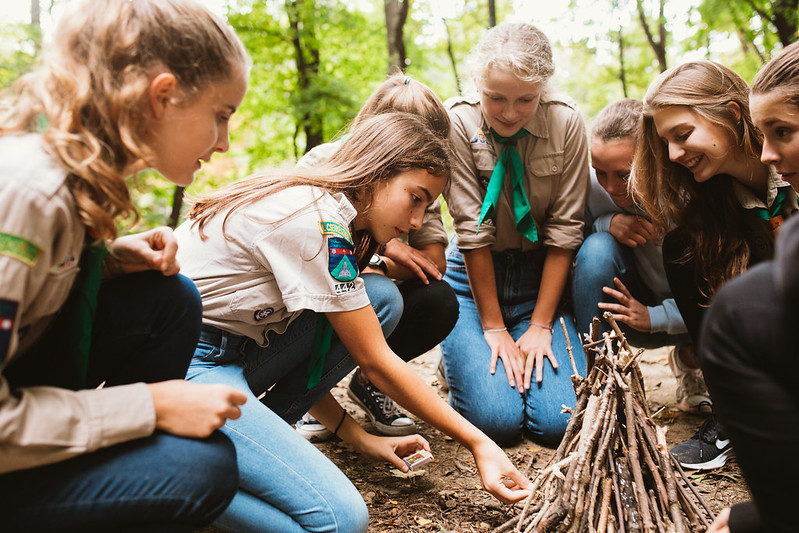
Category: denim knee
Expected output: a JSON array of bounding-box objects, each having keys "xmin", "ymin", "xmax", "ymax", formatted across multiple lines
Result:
[
  {"xmin": 460, "ymin": 402, "xmax": 524, "ymax": 445},
  {"xmin": 327, "ymin": 486, "xmax": 369, "ymax": 533},
  {"xmin": 168, "ymin": 431, "xmax": 239, "ymax": 525},
  {"xmin": 525, "ymin": 407, "xmax": 570, "ymax": 447},
  {"xmin": 362, "ymin": 273, "xmax": 403, "ymax": 335},
  {"xmin": 574, "ymin": 232, "xmax": 625, "ymax": 282}
]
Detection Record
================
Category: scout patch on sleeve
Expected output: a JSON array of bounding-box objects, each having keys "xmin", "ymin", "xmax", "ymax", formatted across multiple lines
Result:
[
  {"xmin": 0, "ymin": 299, "xmax": 18, "ymax": 366},
  {"xmin": 0, "ymin": 232, "xmax": 42, "ymax": 267},
  {"xmin": 319, "ymin": 221, "xmax": 358, "ymax": 282}
]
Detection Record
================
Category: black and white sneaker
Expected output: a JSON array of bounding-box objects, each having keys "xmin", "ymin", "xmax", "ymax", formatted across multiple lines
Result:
[
  {"xmin": 295, "ymin": 412, "xmax": 333, "ymax": 442},
  {"xmin": 670, "ymin": 414, "xmax": 733, "ymax": 470},
  {"xmin": 347, "ymin": 369, "xmax": 417, "ymax": 436}
]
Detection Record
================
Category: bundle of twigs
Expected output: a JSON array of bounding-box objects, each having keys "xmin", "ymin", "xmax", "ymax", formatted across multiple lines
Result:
[{"xmin": 493, "ymin": 312, "xmax": 715, "ymax": 533}]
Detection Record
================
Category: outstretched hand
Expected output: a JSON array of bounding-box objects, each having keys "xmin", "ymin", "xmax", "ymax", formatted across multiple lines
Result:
[
  {"xmin": 472, "ymin": 439, "xmax": 531, "ymax": 504},
  {"xmin": 352, "ymin": 433, "xmax": 431, "ymax": 472},
  {"xmin": 597, "ymin": 277, "xmax": 651, "ymax": 333},
  {"xmin": 105, "ymin": 227, "xmax": 180, "ymax": 277}
]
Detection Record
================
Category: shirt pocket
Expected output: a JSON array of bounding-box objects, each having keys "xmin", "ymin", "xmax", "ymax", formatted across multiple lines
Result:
[
  {"xmin": 472, "ymin": 145, "xmax": 497, "ymax": 190},
  {"xmin": 526, "ymin": 151, "xmax": 565, "ymax": 178}
]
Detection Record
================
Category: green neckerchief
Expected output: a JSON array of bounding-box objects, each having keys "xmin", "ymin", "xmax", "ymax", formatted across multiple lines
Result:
[
  {"xmin": 62, "ymin": 238, "xmax": 109, "ymax": 389},
  {"xmin": 306, "ymin": 315, "xmax": 334, "ymax": 389},
  {"xmin": 754, "ymin": 185, "xmax": 791, "ymax": 221},
  {"xmin": 476, "ymin": 128, "xmax": 538, "ymax": 243}
]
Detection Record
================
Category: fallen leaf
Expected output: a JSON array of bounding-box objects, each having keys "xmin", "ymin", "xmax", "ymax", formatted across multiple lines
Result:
[
  {"xmin": 389, "ymin": 468, "xmax": 426, "ymax": 478},
  {"xmin": 416, "ymin": 517, "xmax": 433, "ymax": 526}
]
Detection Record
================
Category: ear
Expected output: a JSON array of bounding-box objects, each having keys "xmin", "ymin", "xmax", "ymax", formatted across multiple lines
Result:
[
  {"xmin": 726, "ymin": 101, "xmax": 743, "ymax": 122},
  {"xmin": 148, "ymin": 72, "xmax": 178, "ymax": 119}
]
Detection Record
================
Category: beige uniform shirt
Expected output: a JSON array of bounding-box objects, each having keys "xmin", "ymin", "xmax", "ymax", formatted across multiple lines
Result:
[
  {"xmin": 298, "ymin": 141, "xmax": 449, "ymax": 249},
  {"xmin": 444, "ymin": 93, "xmax": 590, "ymax": 252},
  {"xmin": 0, "ymin": 134, "xmax": 155, "ymax": 474},
  {"xmin": 175, "ymin": 185, "xmax": 372, "ymax": 345}
]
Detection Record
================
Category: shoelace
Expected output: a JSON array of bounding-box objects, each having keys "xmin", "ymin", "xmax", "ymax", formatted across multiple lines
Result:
[{"xmin": 364, "ymin": 382, "xmax": 402, "ymax": 418}]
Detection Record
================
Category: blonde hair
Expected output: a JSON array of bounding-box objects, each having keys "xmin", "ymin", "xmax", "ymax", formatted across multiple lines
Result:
[
  {"xmin": 0, "ymin": 0, "xmax": 248, "ymax": 241},
  {"xmin": 751, "ymin": 41, "xmax": 799, "ymax": 110},
  {"xmin": 591, "ymin": 98, "xmax": 642, "ymax": 142},
  {"xmin": 189, "ymin": 112, "xmax": 451, "ymax": 264},
  {"xmin": 630, "ymin": 60, "xmax": 768, "ymax": 295},
  {"xmin": 469, "ymin": 22, "xmax": 554, "ymax": 88},
  {"xmin": 352, "ymin": 71, "xmax": 450, "ymax": 140}
]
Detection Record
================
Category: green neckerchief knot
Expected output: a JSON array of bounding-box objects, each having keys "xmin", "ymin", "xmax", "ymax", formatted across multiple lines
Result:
[
  {"xmin": 306, "ymin": 315, "xmax": 334, "ymax": 389},
  {"xmin": 754, "ymin": 185, "xmax": 791, "ymax": 221},
  {"xmin": 476, "ymin": 128, "xmax": 538, "ymax": 243}
]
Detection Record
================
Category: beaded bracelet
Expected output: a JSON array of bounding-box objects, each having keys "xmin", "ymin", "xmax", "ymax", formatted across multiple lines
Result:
[
  {"xmin": 482, "ymin": 327, "xmax": 508, "ymax": 334},
  {"xmin": 530, "ymin": 322, "xmax": 553, "ymax": 333}
]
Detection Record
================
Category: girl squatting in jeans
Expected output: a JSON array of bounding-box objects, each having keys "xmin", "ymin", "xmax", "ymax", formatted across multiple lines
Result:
[
  {"xmin": 0, "ymin": 0, "xmax": 249, "ymax": 530},
  {"xmin": 175, "ymin": 112, "xmax": 531, "ymax": 532}
]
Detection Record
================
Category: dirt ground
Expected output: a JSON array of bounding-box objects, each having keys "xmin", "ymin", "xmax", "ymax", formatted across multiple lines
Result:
[{"xmin": 200, "ymin": 345, "xmax": 749, "ymax": 532}]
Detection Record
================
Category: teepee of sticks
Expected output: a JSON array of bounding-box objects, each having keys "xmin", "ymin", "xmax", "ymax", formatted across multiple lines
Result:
[{"xmin": 494, "ymin": 313, "xmax": 715, "ymax": 533}]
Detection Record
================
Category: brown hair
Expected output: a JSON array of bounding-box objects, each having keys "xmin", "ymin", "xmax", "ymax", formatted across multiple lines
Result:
[
  {"xmin": 352, "ymin": 71, "xmax": 450, "ymax": 140},
  {"xmin": 188, "ymin": 112, "xmax": 451, "ymax": 264},
  {"xmin": 469, "ymin": 22, "xmax": 554, "ymax": 88},
  {"xmin": 0, "ymin": 0, "xmax": 249, "ymax": 240},
  {"xmin": 630, "ymin": 60, "xmax": 768, "ymax": 295},
  {"xmin": 751, "ymin": 41, "xmax": 799, "ymax": 109},
  {"xmin": 591, "ymin": 98, "xmax": 642, "ymax": 142}
]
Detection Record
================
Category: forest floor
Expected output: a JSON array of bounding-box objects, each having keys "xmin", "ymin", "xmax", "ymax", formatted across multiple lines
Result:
[{"xmin": 201, "ymin": 345, "xmax": 749, "ymax": 532}]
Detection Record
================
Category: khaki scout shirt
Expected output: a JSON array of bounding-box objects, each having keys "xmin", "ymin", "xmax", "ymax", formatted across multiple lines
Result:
[
  {"xmin": 444, "ymin": 93, "xmax": 590, "ymax": 252},
  {"xmin": 175, "ymin": 185, "xmax": 372, "ymax": 345},
  {"xmin": 0, "ymin": 134, "xmax": 154, "ymax": 474},
  {"xmin": 298, "ymin": 141, "xmax": 449, "ymax": 249}
]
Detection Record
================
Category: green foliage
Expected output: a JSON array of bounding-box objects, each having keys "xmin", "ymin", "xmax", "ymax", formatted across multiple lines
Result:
[{"xmin": 0, "ymin": 23, "xmax": 39, "ymax": 90}]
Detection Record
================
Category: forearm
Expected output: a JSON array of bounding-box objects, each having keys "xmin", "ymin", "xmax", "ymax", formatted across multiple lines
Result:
[
  {"xmin": 462, "ymin": 247, "xmax": 503, "ymax": 329},
  {"xmin": 530, "ymin": 247, "xmax": 573, "ymax": 327}
]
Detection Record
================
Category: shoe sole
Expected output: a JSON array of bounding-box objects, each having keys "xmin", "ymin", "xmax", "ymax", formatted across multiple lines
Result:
[
  {"xmin": 347, "ymin": 387, "xmax": 417, "ymax": 436},
  {"xmin": 676, "ymin": 400, "xmax": 713, "ymax": 415},
  {"xmin": 295, "ymin": 426, "xmax": 333, "ymax": 443},
  {"xmin": 674, "ymin": 448, "xmax": 732, "ymax": 470}
]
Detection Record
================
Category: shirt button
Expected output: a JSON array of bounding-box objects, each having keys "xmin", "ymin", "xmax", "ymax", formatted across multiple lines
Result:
[{"xmin": 551, "ymin": 165, "xmax": 558, "ymax": 172}]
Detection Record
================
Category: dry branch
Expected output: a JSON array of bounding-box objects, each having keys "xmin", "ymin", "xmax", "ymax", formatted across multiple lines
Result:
[{"xmin": 493, "ymin": 313, "xmax": 715, "ymax": 532}]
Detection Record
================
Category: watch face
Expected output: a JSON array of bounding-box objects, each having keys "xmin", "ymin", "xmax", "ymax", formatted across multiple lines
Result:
[{"xmin": 370, "ymin": 254, "xmax": 381, "ymax": 266}]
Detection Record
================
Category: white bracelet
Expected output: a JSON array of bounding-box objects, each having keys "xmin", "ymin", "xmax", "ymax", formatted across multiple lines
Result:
[{"xmin": 483, "ymin": 327, "xmax": 508, "ymax": 334}]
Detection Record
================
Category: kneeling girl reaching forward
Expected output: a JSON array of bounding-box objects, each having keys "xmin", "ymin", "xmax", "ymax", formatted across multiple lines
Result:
[{"xmin": 175, "ymin": 111, "xmax": 530, "ymax": 533}]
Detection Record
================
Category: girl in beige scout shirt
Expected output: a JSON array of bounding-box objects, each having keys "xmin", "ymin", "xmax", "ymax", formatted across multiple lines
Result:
[
  {"xmin": 0, "ymin": 0, "xmax": 249, "ymax": 530},
  {"xmin": 295, "ymin": 72, "xmax": 458, "ymax": 439},
  {"xmin": 175, "ymin": 112, "xmax": 531, "ymax": 533},
  {"xmin": 440, "ymin": 22, "xmax": 590, "ymax": 446},
  {"xmin": 630, "ymin": 61, "xmax": 798, "ymax": 472}
]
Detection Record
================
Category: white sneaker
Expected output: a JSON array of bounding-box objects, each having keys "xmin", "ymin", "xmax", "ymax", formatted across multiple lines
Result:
[
  {"xmin": 295, "ymin": 412, "xmax": 333, "ymax": 442},
  {"xmin": 668, "ymin": 345, "xmax": 712, "ymax": 414}
]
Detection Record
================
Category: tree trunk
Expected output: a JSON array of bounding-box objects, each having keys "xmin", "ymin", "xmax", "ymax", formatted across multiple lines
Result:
[
  {"xmin": 167, "ymin": 186, "xmax": 184, "ymax": 229},
  {"xmin": 442, "ymin": 18, "xmax": 462, "ymax": 95},
  {"xmin": 770, "ymin": 0, "xmax": 798, "ymax": 46},
  {"xmin": 488, "ymin": 0, "xmax": 496, "ymax": 27},
  {"xmin": 287, "ymin": 0, "xmax": 323, "ymax": 153},
  {"xmin": 636, "ymin": 0, "xmax": 668, "ymax": 72},
  {"xmin": 385, "ymin": 0, "xmax": 409, "ymax": 73},
  {"xmin": 30, "ymin": 0, "xmax": 42, "ymax": 54},
  {"xmin": 618, "ymin": 27, "xmax": 628, "ymax": 97}
]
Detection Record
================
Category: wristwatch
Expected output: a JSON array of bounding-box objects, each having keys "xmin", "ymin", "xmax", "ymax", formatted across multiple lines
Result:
[{"xmin": 369, "ymin": 253, "xmax": 388, "ymax": 274}]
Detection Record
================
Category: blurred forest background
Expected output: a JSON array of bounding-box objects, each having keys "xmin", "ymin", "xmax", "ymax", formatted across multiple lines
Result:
[{"xmin": 2, "ymin": 0, "xmax": 797, "ymax": 231}]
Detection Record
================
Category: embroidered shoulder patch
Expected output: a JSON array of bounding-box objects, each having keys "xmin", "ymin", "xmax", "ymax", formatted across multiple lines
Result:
[
  {"xmin": 0, "ymin": 233, "xmax": 42, "ymax": 267},
  {"xmin": 470, "ymin": 129, "xmax": 488, "ymax": 144},
  {"xmin": 0, "ymin": 299, "xmax": 18, "ymax": 366},
  {"xmin": 326, "ymin": 237, "xmax": 358, "ymax": 282},
  {"xmin": 318, "ymin": 221, "xmax": 352, "ymax": 242}
]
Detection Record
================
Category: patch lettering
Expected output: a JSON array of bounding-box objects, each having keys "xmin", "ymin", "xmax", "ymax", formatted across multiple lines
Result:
[
  {"xmin": 318, "ymin": 221, "xmax": 352, "ymax": 242},
  {"xmin": 0, "ymin": 233, "xmax": 42, "ymax": 267},
  {"xmin": 0, "ymin": 299, "xmax": 18, "ymax": 366},
  {"xmin": 334, "ymin": 281, "xmax": 357, "ymax": 295}
]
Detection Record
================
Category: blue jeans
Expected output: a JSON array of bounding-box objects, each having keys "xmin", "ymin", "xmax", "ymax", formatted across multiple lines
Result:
[
  {"xmin": 440, "ymin": 247, "xmax": 586, "ymax": 445},
  {"xmin": 572, "ymin": 232, "xmax": 690, "ymax": 348},
  {"xmin": 0, "ymin": 272, "xmax": 238, "ymax": 532},
  {"xmin": 187, "ymin": 289, "xmax": 402, "ymax": 533}
]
